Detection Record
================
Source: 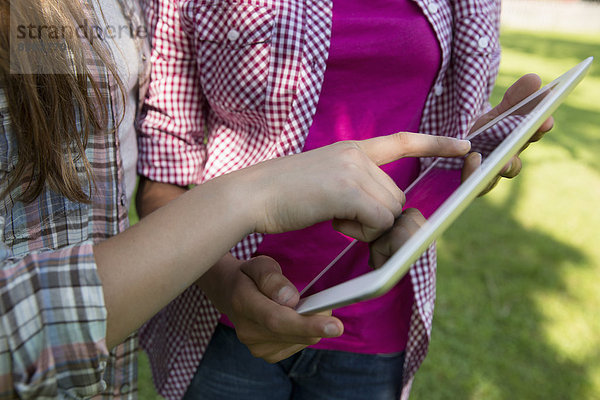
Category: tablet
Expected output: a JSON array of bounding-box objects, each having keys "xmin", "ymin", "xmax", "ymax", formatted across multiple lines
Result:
[{"xmin": 296, "ymin": 57, "xmax": 593, "ymax": 314}]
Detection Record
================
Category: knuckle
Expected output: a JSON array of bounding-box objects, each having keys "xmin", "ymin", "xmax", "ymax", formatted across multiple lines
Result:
[
  {"xmin": 248, "ymin": 347, "xmax": 266, "ymax": 360},
  {"xmin": 389, "ymin": 133, "xmax": 412, "ymax": 157},
  {"xmin": 235, "ymin": 326, "xmax": 260, "ymax": 346},
  {"xmin": 264, "ymin": 355, "xmax": 279, "ymax": 364},
  {"xmin": 361, "ymin": 226, "xmax": 380, "ymax": 243},
  {"xmin": 344, "ymin": 184, "xmax": 362, "ymax": 200},
  {"xmin": 263, "ymin": 313, "xmax": 282, "ymax": 333},
  {"xmin": 340, "ymin": 161, "xmax": 362, "ymax": 179},
  {"xmin": 343, "ymin": 140, "xmax": 363, "ymax": 154},
  {"xmin": 258, "ymin": 271, "xmax": 277, "ymax": 291},
  {"xmin": 364, "ymin": 208, "xmax": 394, "ymax": 241},
  {"xmin": 393, "ymin": 132, "xmax": 411, "ymax": 147},
  {"xmin": 392, "ymin": 221, "xmax": 411, "ymax": 238},
  {"xmin": 336, "ymin": 180, "xmax": 362, "ymax": 204},
  {"xmin": 339, "ymin": 144, "xmax": 368, "ymax": 165},
  {"xmin": 343, "ymin": 162, "xmax": 367, "ymax": 179},
  {"xmin": 333, "ymin": 140, "xmax": 355, "ymax": 150},
  {"xmin": 230, "ymin": 295, "xmax": 245, "ymax": 314},
  {"xmin": 255, "ymin": 255, "xmax": 282, "ymax": 273},
  {"xmin": 382, "ymin": 208, "xmax": 396, "ymax": 229},
  {"xmin": 236, "ymin": 330, "xmax": 252, "ymax": 345}
]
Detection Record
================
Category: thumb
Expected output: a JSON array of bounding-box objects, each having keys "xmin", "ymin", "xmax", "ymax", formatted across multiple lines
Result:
[
  {"xmin": 356, "ymin": 132, "xmax": 471, "ymax": 166},
  {"xmin": 240, "ymin": 256, "xmax": 300, "ymax": 307},
  {"xmin": 471, "ymin": 74, "xmax": 543, "ymax": 133},
  {"xmin": 496, "ymin": 73, "xmax": 542, "ymax": 115}
]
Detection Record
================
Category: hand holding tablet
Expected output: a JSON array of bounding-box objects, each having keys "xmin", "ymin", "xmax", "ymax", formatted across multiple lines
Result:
[
  {"xmin": 462, "ymin": 73, "xmax": 555, "ymax": 193},
  {"xmin": 296, "ymin": 57, "xmax": 593, "ymax": 314}
]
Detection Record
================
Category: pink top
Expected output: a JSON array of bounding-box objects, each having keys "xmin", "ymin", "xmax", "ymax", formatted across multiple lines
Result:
[
  {"xmin": 221, "ymin": 0, "xmax": 441, "ymax": 353},
  {"xmin": 138, "ymin": 0, "xmax": 502, "ymax": 396}
]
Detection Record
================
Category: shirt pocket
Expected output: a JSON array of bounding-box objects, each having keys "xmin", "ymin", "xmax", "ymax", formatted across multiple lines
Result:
[
  {"xmin": 2, "ymin": 188, "xmax": 90, "ymax": 253},
  {"xmin": 188, "ymin": 2, "xmax": 275, "ymax": 113}
]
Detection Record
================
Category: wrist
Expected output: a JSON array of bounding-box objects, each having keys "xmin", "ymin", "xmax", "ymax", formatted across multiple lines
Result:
[
  {"xmin": 184, "ymin": 171, "xmax": 258, "ymax": 239},
  {"xmin": 195, "ymin": 253, "xmax": 243, "ymax": 289},
  {"xmin": 196, "ymin": 253, "xmax": 244, "ymax": 315},
  {"xmin": 220, "ymin": 164, "xmax": 274, "ymax": 235}
]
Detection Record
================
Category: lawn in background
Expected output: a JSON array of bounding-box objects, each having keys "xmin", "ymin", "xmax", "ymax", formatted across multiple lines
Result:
[
  {"xmin": 134, "ymin": 29, "xmax": 600, "ymax": 399},
  {"xmin": 410, "ymin": 29, "xmax": 600, "ymax": 399}
]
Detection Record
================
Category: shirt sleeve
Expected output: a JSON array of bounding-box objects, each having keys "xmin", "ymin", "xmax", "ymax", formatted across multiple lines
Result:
[
  {"xmin": 0, "ymin": 241, "xmax": 109, "ymax": 399},
  {"xmin": 431, "ymin": 0, "xmax": 502, "ymax": 171},
  {"xmin": 460, "ymin": 0, "xmax": 504, "ymax": 156},
  {"xmin": 136, "ymin": 0, "xmax": 207, "ymax": 186}
]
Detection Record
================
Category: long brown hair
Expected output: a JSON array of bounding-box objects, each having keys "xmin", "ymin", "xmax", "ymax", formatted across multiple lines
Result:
[{"xmin": 0, "ymin": 0, "xmax": 123, "ymax": 203}]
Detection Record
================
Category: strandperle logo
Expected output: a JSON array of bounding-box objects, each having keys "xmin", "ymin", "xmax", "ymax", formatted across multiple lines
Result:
[
  {"xmin": 9, "ymin": 1, "xmax": 148, "ymax": 74},
  {"xmin": 15, "ymin": 19, "xmax": 148, "ymax": 42}
]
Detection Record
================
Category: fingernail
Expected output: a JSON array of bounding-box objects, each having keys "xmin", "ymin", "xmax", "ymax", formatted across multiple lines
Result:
[
  {"xmin": 275, "ymin": 286, "xmax": 295, "ymax": 304},
  {"xmin": 460, "ymin": 139, "xmax": 472, "ymax": 152},
  {"xmin": 324, "ymin": 323, "xmax": 341, "ymax": 337}
]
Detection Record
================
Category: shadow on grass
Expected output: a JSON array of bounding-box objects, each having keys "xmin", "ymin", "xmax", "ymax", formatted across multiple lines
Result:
[
  {"xmin": 535, "ymin": 101, "xmax": 600, "ymax": 171},
  {"xmin": 412, "ymin": 31, "xmax": 599, "ymax": 400},
  {"xmin": 411, "ymin": 174, "xmax": 591, "ymax": 399},
  {"xmin": 489, "ymin": 76, "xmax": 600, "ymax": 173},
  {"xmin": 493, "ymin": 29, "xmax": 600, "ymax": 173},
  {"xmin": 499, "ymin": 31, "xmax": 600, "ymax": 78}
]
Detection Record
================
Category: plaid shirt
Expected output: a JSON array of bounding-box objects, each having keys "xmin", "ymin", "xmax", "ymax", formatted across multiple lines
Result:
[
  {"xmin": 0, "ymin": 0, "xmax": 149, "ymax": 398},
  {"xmin": 137, "ymin": 0, "xmax": 501, "ymax": 398}
]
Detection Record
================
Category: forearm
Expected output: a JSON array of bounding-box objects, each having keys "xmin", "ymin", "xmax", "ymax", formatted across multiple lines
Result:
[
  {"xmin": 95, "ymin": 173, "xmax": 255, "ymax": 348},
  {"xmin": 99, "ymin": 133, "xmax": 470, "ymax": 348},
  {"xmin": 137, "ymin": 178, "xmax": 246, "ymax": 317}
]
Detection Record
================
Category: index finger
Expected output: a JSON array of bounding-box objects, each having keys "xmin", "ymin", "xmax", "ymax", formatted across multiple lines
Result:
[{"xmin": 356, "ymin": 132, "xmax": 471, "ymax": 166}]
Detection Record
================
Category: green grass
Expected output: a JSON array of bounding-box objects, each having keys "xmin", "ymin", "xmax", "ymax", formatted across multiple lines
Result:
[
  {"xmin": 135, "ymin": 29, "xmax": 600, "ymax": 399},
  {"xmin": 138, "ymin": 351, "xmax": 163, "ymax": 399},
  {"xmin": 410, "ymin": 30, "xmax": 600, "ymax": 400}
]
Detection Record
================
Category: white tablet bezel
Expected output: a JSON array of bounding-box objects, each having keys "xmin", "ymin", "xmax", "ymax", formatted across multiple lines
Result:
[{"xmin": 296, "ymin": 57, "xmax": 593, "ymax": 314}]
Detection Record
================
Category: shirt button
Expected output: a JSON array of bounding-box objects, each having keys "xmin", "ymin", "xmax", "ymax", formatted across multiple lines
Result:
[
  {"xmin": 120, "ymin": 194, "xmax": 127, "ymax": 207},
  {"xmin": 99, "ymin": 380, "xmax": 107, "ymax": 391},
  {"xmin": 227, "ymin": 29, "xmax": 240, "ymax": 42},
  {"xmin": 141, "ymin": 54, "xmax": 147, "ymax": 62},
  {"xmin": 120, "ymin": 383, "xmax": 130, "ymax": 394},
  {"xmin": 478, "ymin": 36, "xmax": 490, "ymax": 49},
  {"xmin": 424, "ymin": 301, "xmax": 434, "ymax": 314},
  {"xmin": 427, "ymin": 2, "xmax": 439, "ymax": 14},
  {"xmin": 434, "ymin": 84, "xmax": 444, "ymax": 96}
]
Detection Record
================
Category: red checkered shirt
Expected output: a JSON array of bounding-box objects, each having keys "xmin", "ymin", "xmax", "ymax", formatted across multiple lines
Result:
[{"xmin": 137, "ymin": 1, "xmax": 502, "ymax": 398}]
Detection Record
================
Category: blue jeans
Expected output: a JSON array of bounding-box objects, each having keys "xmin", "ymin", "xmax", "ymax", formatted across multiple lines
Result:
[{"xmin": 183, "ymin": 324, "xmax": 405, "ymax": 400}]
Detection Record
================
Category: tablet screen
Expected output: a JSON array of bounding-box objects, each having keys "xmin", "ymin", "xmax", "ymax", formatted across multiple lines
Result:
[
  {"xmin": 404, "ymin": 78, "xmax": 555, "ymax": 218},
  {"xmin": 299, "ymin": 80, "xmax": 556, "ymax": 298},
  {"xmin": 296, "ymin": 57, "xmax": 592, "ymax": 314}
]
